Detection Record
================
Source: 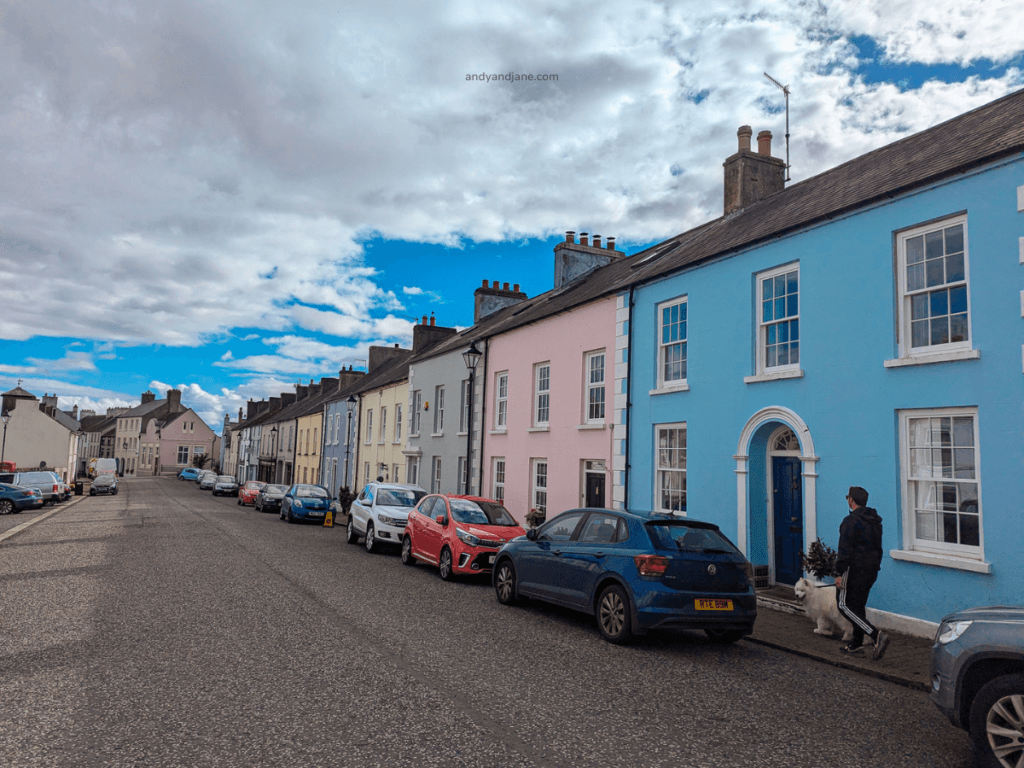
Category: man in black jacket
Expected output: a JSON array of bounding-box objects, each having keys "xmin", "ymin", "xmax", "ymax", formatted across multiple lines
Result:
[{"xmin": 835, "ymin": 486, "xmax": 890, "ymax": 660}]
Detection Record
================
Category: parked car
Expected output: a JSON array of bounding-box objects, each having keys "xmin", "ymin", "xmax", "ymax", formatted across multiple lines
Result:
[
  {"xmin": 0, "ymin": 471, "xmax": 65, "ymax": 505},
  {"xmin": 279, "ymin": 484, "xmax": 330, "ymax": 523},
  {"xmin": 929, "ymin": 605, "xmax": 1024, "ymax": 768},
  {"xmin": 237, "ymin": 481, "xmax": 266, "ymax": 506},
  {"xmin": 255, "ymin": 484, "xmax": 289, "ymax": 514},
  {"xmin": 90, "ymin": 472, "xmax": 118, "ymax": 496},
  {"xmin": 402, "ymin": 494, "xmax": 525, "ymax": 580},
  {"xmin": 347, "ymin": 482, "xmax": 427, "ymax": 553},
  {"xmin": 198, "ymin": 472, "xmax": 218, "ymax": 491},
  {"xmin": 195, "ymin": 470, "xmax": 217, "ymax": 485},
  {"xmin": 492, "ymin": 509, "xmax": 756, "ymax": 645},
  {"xmin": 0, "ymin": 483, "xmax": 44, "ymax": 514},
  {"xmin": 212, "ymin": 475, "xmax": 239, "ymax": 497},
  {"xmin": 178, "ymin": 467, "xmax": 200, "ymax": 481}
]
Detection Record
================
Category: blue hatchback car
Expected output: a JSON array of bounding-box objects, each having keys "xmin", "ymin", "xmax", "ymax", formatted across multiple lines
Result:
[
  {"xmin": 178, "ymin": 468, "xmax": 200, "ymax": 481},
  {"xmin": 280, "ymin": 484, "xmax": 331, "ymax": 523},
  {"xmin": 493, "ymin": 508, "xmax": 757, "ymax": 644}
]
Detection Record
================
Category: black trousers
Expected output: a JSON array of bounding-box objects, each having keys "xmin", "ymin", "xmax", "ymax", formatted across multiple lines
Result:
[{"xmin": 837, "ymin": 567, "xmax": 879, "ymax": 647}]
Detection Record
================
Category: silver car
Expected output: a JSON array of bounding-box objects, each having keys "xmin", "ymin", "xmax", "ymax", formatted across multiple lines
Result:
[
  {"xmin": 199, "ymin": 472, "xmax": 218, "ymax": 491},
  {"xmin": 930, "ymin": 605, "xmax": 1024, "ymax": 768},
  {"xmin": 212, "ymin": 475, "xmax": 239, "ymax": 497}
]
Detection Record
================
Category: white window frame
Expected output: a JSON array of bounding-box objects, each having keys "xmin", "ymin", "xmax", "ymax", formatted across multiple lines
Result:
[
  {"xmin": 533, "ymin": 363, "xmax": 550, "ymax": 427},
  {"xmin": 379, "ymin": 407, "xmax": 387, "ymax": 444},
  {"xmin": 757, "ymin": 264, "xmax": 800, "ymax": 375},
  {"xmin": 895, "ymin": 214, "xmax": 972, "ymax": 360},
  {"xmin": 431, "ymin": 456, "xmax": 442, "ymax": 493},
  {"xmin": 457, "ymin": 456, "xmax": 467, "ymax": 494},
  {"xmin": 459, "ymin": 379, "xmax": 471, "ymax": 434},
  {"xmin": 584, "ymin": 350, "xmax": 606, "ymax": 424},
  {"xmin": 657, "ymin": 297, "xmax": 688, "ymax": 389},
  {"xmin": 365, "ymin": 409, "xmax": 373, "ymax": 444},
  {"xmin": 531, "ymin": 458, "xmax": 548, "ymax": 514},
  {"xmin": 364, "ymin": 462, "xmax": 370, "ymax": 485},
  {"xmin": 433, "ymin": 386, "xmax": 445, "ymax": 435},
  {"xmin": 406, "ymin": 456, "xmax": 419, "ymax": 485},
  {"xmin": 492, "ymin": 457, "xmax": 506, "ymax": 504},
  {"xmin": 654, "ymin": 423, "xmax": 687, "ymax": 515},
  {"xmin": 393, "ymin": 464, "xmax": 400, "ymax": 484},
  {"xmin": 494, "ymin": 372, "xmax": 508, "ymax": 429},
  {"xmin": 411, "ymin": 391, "xmax": 422, "ymax": 436},
  {"xmin": 394, "ymin": 404, "xmax": 402, "ymax": 442},
  {"xmin": 897, "ymin": 407, "xmax": 983, "ymax": 561}
]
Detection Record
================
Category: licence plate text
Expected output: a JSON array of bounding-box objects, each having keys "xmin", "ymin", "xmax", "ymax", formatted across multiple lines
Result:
[{"xmin": 695, "ymin": 599, "xmax": 733, "ymax": 611}]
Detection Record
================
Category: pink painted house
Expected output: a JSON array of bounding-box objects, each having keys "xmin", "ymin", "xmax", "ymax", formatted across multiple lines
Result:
[{"xmin": 138, "ymin": 408, "xmax": 217, "ymax": 476}]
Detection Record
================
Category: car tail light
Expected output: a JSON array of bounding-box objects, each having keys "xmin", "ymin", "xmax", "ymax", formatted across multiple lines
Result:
[
  {"xmin": 634, "ymin": 555, "xmax": 669, "ymax": 577},
  {"xmin": 53, "ymin": 484, "xmax": 59, "ymax": 493}
]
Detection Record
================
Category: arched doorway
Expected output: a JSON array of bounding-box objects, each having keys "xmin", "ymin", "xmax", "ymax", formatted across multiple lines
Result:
[{"xmin": 734, "ymin": 406, "xmax": 819, "ymax": 587}]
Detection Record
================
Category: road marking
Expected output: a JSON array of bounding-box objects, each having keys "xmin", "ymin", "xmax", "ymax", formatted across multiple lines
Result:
[{"xmin": 0, "ymin": 496, "xmax": 87, "ymax": 544}]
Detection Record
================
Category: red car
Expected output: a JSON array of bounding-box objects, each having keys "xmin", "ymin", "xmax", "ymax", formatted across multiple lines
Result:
[
  {"xmin": 401, "ymin": 494, "xmax": 526, "ymax": 580},
  {"xmin": 237, "ymin": 481, "xmax": 267, "ymax": 506}
]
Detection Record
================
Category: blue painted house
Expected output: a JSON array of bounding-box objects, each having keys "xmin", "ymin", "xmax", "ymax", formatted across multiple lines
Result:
[{"xmin": 614, "ymin": 91, "xmax": 1024, "ymax": 635}]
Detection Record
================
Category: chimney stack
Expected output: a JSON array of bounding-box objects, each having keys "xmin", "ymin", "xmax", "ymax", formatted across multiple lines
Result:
[
  {"xmin": 413, "ymin": 316, "xmax": 457, "ymax": 352},
  {"xmin": 473, "ymin": 280, "xmax": 528, "ymax": 323},
  {"xmin": 553, "ymin": 228, "xmax": 625, "ymax": 289},
  {"xmin": 166, "ymin": 389, "xmax": 183, "ymax": 412},
  {"xmin": 723, "ymin": 125, "xmax": 786, "ymax": 215}
]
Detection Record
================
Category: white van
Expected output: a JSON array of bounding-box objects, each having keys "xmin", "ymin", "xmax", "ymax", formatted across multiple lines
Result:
[{"xmin": 90, "ymin": 458, "xmax": 117, "ymax": 478}]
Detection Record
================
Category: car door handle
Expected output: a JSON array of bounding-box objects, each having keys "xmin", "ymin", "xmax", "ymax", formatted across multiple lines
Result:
[
  {"xmin": 552, "ymin": 550, "xmax": 562, "ymax": 556},
  {"xmin": 594, "ymin": 552, "xmax": 606, "ymax": 558}
]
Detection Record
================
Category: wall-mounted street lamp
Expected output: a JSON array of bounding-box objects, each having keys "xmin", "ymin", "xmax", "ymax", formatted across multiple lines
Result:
[
  {"xmin": 345, "ymin": 395, "xmax": 356, "ymax": 487},
  {"xmin": 462, "ymin": 341, "xmax": 482, "ymax": 495}
]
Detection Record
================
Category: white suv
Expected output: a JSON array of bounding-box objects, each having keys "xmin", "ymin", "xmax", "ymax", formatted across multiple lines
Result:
[{"xmin": 347, "ymin": 482, "xmax": 427, "ymax": 553}]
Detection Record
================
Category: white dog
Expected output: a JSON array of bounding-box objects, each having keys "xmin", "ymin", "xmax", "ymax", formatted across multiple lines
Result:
[{"xmin": 794, "ymin": 577, "xmax": 854, "ymax": 642}]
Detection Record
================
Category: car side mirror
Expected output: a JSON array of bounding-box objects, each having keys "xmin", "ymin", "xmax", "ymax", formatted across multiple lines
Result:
[
  {"xmin": 435, "ymin": 514, "xmax": 446, "ymax": 525},
  {"xmin": 526, "ymin": 528, "xmax": 538, "ymax": 541}
]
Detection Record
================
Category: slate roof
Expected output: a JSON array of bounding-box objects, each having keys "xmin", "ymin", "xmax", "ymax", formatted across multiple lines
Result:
[
  {"xmin": 119, "ymin": 398, "xmax": 168, "ymax": 419},
  {"xmin": 79, "ymin": 414, "xmax": 118, "ymax": 435},
  {"xmin": 2, "ymin": 386, "xmax": 35, "ymax": 399}
]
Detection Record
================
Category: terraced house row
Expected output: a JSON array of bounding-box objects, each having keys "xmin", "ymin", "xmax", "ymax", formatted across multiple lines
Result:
[{"xmin": 222, "ymin": 90, "xmax": 1024, "ymax": 637}]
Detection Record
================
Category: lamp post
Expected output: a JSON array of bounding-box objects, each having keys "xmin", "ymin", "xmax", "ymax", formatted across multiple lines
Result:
[
  {"xmin": 344, "ymin": 395, "xmax": 356, "ymax": 488},
  {"xmin": 1, "ymin": 410, "xmax": 10, "ymax": 468},
  {"xmin": 462, "ymin": 341, "xmax": 482, "ymax": 495},
  {"xmin": 270, "ymin": 427, "xmax": 278, "ymax": 483}
]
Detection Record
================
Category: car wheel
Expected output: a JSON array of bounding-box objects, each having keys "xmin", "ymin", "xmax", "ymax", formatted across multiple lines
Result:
[
  {"xmin": 89, "ymin": 489, "xmax": 96, "ymax": 496},
  {"xmin": 970, "ymin": 673, "xmax": 1024, "ymax": 768},
  {"xmin": 364, "ymin": 522, "xmax": 378, "ymax": 554},
  {"xmin": 438, "ymin": 547, "xmax": 454, "ymax": 581},
  {"xmin": 47, "ymin": 497, "xmax": 56, "ymax": 506},
  {"xmin": 237, "ymin": 499, "xmax": 241, "ymax": 505},
  {"xmin": 494, "ymin": 560, "xmax": 518, "ymax": 605},
  {"xmin": 704, "ymin": 629, "xmax": 746, "ymax": 645},
  {"xmin": 0, "ymin": 499, "xmax": 13, "ymax": 515},
  {"xmin": 112, "ymin": 488, "xmax": 118, "ymax": 495},
  {"xmin": 287, "ymin": 508, "xmax": 295, "ymax": 524},
  {"xmin": 401, "ymin": 536, "xmax": 417, "ymax": 566},
  {"xmin": 596, "ymin": 585, "xmax": 633, "ymax": 644},
  {"xmin": 346, "ymin": 518, "xmax": 359, "ymax": 545}
]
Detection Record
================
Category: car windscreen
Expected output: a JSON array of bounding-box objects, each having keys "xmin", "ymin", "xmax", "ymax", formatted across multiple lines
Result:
[
  {"xmin": 377, "ymin": 489, "xmax": 425, "ymax": 507},
  {"xmin": 217, "ymin": 476, "xmax": 235, "ymax": 483},
  {"xmin": 23, "ymin": 472, "xmax": 55, "ymax": 483},
  {"xmin": 265, "ymin": 485, "xmax": 288, "ymax": 494},
  {"xmin": 449, "ymin": 499, "xmax": 517, "ymax": 526},
  {"xmin": 645, "ymin": 522, "xmax": 739, "ymax": 554},
  {"xmin": 95, "ymin": 473, "xmax": 115, "ymax": 481},
  {"xmin": 244, "ymin": 482, "xmax": 264, "ymax": 490},
  {"xmin": 295, "ymin": 486, "xmax": 328, "ymax": 498}
]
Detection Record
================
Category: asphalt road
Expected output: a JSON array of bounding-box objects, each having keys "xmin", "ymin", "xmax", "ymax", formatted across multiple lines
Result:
[{"xmin": 0, "ymin": 478, "xmax": 980, "ymax": 767}]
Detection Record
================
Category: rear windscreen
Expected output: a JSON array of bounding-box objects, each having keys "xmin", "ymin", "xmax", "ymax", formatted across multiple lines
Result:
[{"xmin": 646, "ymin": 523, "xmax": 739, "ymax": 554}]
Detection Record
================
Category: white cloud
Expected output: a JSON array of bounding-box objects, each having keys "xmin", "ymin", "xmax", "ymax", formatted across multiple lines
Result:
[
  {"xmin": 402, "ymin": 286, "xmax": 424, "ymax": 295},
  {"xmin": 0, "ymin": 0, "xmax": 1021, "ymax": 356},
  {"xmin": 220, "ymin": 350, "xmax": 234, "ymax": 361},
  {"xmin": 25, "ymin": 351, "xmax": 97, "ymax": 372}
]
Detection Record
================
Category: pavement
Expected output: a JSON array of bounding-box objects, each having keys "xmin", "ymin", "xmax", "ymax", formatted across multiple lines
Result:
[
  {"xmin": 746, "ymin": 587, "xmax": 934, "ymax": 691},
  {"xmin": 2, "ymin": 493, "xmax": 935, "ymax": 694}
]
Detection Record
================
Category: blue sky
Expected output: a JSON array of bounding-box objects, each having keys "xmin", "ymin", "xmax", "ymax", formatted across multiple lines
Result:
[{"xmin": 1, "ymin": 0, "xmax": 1022, "ymax": 431}]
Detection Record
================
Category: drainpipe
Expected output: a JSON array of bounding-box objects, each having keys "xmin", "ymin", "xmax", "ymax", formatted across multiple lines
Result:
[
  {"xmin": 623, "ymin": 285, "xmax": 635, "ymax": 510},
  {"xmin": 477, "ymin": 337, "xmax": 489, "ymax": 497}
]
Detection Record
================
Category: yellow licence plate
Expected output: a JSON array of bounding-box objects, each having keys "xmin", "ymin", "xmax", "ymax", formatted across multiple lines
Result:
[{"xmin": 695, "ymin": 599, "xmax": 734, "ymax": 611}]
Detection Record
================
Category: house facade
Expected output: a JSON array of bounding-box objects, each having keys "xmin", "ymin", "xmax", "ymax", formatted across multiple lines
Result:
[
  {"xmin": 320, "ymin": 376, "xmax": 364, "ymax": 496},
  {"xmin": 619, "ymin": 92, "xmax": 1024, "ymax": 633},
  {"xmin": 0, "ymin": 387, "xmax": 81, "ymax": 480}
]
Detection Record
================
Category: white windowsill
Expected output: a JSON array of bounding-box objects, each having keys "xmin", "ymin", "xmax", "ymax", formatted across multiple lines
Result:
[
  {"xmin": 456, "ymin": 431, "xmax": 468, "ymax": 437},
  {"xmin": 649, "ymin": 382, "xmax": 689, "ymax": 395},
  {"xmin": 576, "ymin": 424, "xmax": 607, "ymax": 431},
  {"xmin": 743, "ymin": 369, "xmax": 804, "ymax": 384},
  {"xmin": 489, "ymin": 429, "xmax": 507, "ymax": 435},
  {"xmin": 527, "ymin": 426, "xmax": 549, "ymax": 433},
  {"xmin": 884, "ymin": 349, "xmax": 980, "ymax": 368},
  {"xmin": 430, "ymin": 432, "xmax": 444, "ymax": 438},
  {"xmin": 890, "ymin": 549, "xmax": 992, "ymax": 574}
]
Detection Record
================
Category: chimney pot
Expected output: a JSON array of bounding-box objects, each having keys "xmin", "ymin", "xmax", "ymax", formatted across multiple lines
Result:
[
  {"xmin": 481, "ymin": 279, "xmax": 488, "ymax": 287},
  {"xmin": 737, "ymin": 125, "xmax": 753, "ymax": 152},
  {"xmin": 757, "ymin": 130, "xmax": 773, "ymax": 155},
  {"xmin": 493, "ymin": 280, "xmax": 500, "ymax": 288},
  {"xmin": 502, "ymin": 282, "xmax": 510, "ymax": 290},
  {"xmin": 421, "ymin": 315, "xmax": 428, "ymax": 325},
  {"xmin": 513, "ymin": 283, "xmax": 520, "ymax": 292},
  {"xmin": 565, "ymin": 231, "xmax": 575, "ymax": 243},
  {"xmin": 593, "ymin": 235, "xmax": 601, "ymax": 248},
  {"xmin": 394, "ymin": 343, "xmax": 399, "ymax": 348},
  {"xmin": 607, "ymin": 237, "xmax": 616, "ymax": 250},
  {"xmin": 580, "ymin": 232, "xmax": 589, "ymax": 246},
  {"xmin": 430, "ymin": 313, "xmax": 435, "ymax": 326}
]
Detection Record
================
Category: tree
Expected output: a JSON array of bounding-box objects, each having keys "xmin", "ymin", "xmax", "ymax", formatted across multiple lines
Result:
[{"xmin": 191, "ymin": 453, "xmax": 211, "ymax": 470}]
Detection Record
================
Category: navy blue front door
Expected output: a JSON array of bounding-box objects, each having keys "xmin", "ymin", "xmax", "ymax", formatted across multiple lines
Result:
[{"xmin": 772, "ymin": 456, "xmax": 803, "ymax": 585}]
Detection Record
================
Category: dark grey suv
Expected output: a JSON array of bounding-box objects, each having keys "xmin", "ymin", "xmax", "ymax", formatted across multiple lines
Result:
[{"xmin": 930, "ymin": 605, "xmax": 1024, "ymax": 768}]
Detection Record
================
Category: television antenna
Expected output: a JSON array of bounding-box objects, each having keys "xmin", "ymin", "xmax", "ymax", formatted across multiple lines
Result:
[{"xmin": 763, "ymin": 72, "xmax": 791, "ymax": 182}]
